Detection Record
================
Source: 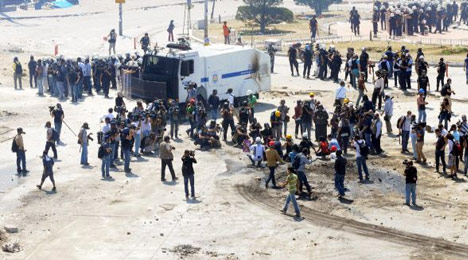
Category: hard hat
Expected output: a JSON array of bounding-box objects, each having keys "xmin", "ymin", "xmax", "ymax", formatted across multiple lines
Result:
[
  {"xmin": 419, "ymin": 88, "xmax": 425, "ymax": 93},
  {"xmin": 331, "ymin": 146, "xmax": 337, "ymax": 152},
  {"xmin": 190, "ymin": 98, "xmax": 196, "ymax": 104},
  {"xmin": 286, "ymin": 134, "xmax": 292, "ymax": 140},
  {"xmin": 309, "ymin": 92, "xmax": 315, "ymax": 97},
  {"xmin": 255, "ymin": 137, "xmax": 262, "ymax": 144},
  {"xmin": 344, "ymin": 98, "xmax": 350, "ymax": 104},
  {"xmin": 269, "ymin": 141, "xmax": 275, "ymax": 147},
  {"xmin": 275, "ymin": 110, "xmax": 281, "ymax": 117},
  {"xmin": 302, "ymin": 133, "xmax": 308, "ymax": 139},
  {"xmin": 247, "ymin": 90, "xmax": 253, "ymax": 95}
]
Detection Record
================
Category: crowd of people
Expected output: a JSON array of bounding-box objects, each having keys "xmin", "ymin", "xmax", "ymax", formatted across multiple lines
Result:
[{"xmin": 9, "ymin": 35, "xmax": 468, "ymax": 220}]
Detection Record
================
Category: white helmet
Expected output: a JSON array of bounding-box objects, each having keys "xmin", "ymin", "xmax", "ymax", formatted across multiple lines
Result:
[
  {"xmin": 255, "ymin": 137, "xmax": 262, "ymax": 144},
  {"xmin": 247, "ymin": 90, "xmax": 253, "ymax": 95}
]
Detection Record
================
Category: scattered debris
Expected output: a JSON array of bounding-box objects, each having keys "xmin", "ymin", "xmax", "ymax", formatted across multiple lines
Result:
[
  {"xmin": 2, "ymin": 240, "xmax": 21, "ymax": 253},
  {"xmin": 170, "ymin": 244, "xmax": 201, "ymax": 257},
  {"xmin": 4, "ymin": 225, "xmax": 18, "ymax": 234}
]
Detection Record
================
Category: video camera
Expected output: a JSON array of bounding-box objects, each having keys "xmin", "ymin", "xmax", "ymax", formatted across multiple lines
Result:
[
  {"xmin": 49, "ymin": 106, "xmax": 55, "ymax": 113},
  {"xmin": 188, "ymin": 150, "xmax": 195, "ymax": 157}
]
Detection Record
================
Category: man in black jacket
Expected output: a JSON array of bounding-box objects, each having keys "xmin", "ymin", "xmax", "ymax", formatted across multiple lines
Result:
[
  {"xmin": 334, "ymin": 150, "xmax": 347, "ymax": 197},
  {"xmin": 404, "ymin": 161, "xmax": 418, "ymax": 206},
  {"xmin": 182, "ymin": 150, "xmax": 197, "ymax": 200}
]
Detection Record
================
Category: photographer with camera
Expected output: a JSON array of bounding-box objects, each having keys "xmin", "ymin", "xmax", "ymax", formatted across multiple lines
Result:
[
  {"xmin": 404, "ymin": 160, "xmax": 418, "ymax": 207},
  {"xmin": 78, "ymin": 122, "xmax": 93, "ymax": 166},
  {"xmin": 168, "ymin": 100, "xmax": 180, "ymax": 140},
  {"xmin": 121, "ymin": 124, "xmax": 135, "ymax": 173},
  {"xmin": 181, "ymin": 150, "xmax": 197, "ymax": 200},
  {"xmin": 160, "ymin": 136, "xmax": 177, "ymax": 182},
  {"xmin": 50, "ymin": 103, "xmax": 64, "ymax": 145}
]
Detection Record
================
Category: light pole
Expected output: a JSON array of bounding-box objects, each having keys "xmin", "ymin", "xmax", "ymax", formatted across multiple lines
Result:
[{"xmin": 204, "ymin": 0, "xmax": 209, "ymax": 45}]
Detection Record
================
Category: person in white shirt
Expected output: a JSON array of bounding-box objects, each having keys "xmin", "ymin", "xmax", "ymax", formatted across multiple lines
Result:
[
  {"xmin": 102, "ymin": 117, "xmax": 111, "ymax": 134},
  {"xmin": 335, "ymin": 81, "xmax": 348, "ymax": 106},
  {"xmin": 383, "ymin": 95, "xmax": 393, "ymax": 134},
  {"xmin": 248, "ymin": 137, "xmax": 264, "ymax": 167},
  {"xmin": 101, "ymin": 108, "xmax": 115, "ymax": 122},
  {"xmin": 226, "ymin": 88, "xmax": 235, "ymax": 107},
  {"xmin": 398, "ymin": 111, "xmax": 412, "ymax": 153},
  {"xmin": 132, "ymin": 118, "xmax": 142, "ymax": 157},
  {"xmin": 372, "ymin": 71, "xmax": 385, "ymax": 110},
  {"xmin": 79, "ymin": 122, "xmax": 90, "ymax": 166}
]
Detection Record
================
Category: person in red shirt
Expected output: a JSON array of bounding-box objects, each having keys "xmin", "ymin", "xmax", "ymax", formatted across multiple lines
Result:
[
  {"xmin": 316, "ymin": 136, "xmax": 330, "ymax": 159},
  {"xmin": 223, "ymin": 21, "xmax": 230, "ymax": 44}
]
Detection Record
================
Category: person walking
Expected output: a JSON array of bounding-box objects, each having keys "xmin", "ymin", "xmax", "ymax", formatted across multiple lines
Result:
[
  {"xmin": 160, "ymin": 136, "xmax": 177, "ymax": 181},
  {"xmin": 108, "ymin": 29, "xmax": 117, "ymax": 56},
  {"xmin": 140, "ymin": 33, "xmax": 151, "ymax": 53},
  {"xmin": 404, "ymin": 160, "xmax": 418, "ymax": 207},
  {"xmin": 293, "ymin": 148, "xmax": 313, "ymax": 196},
  {"xmin": 78, "ymin": 122, "xmax": 90, "ymax": 166},
  {"xmin": 288, "ymin": 45, "xmax": 299, "ymax": 76},
  {"xmin": 13, "ymin": 128, "xmax": 28, "ymax": 175},
  {"xmin": 354, "ymin": 135, "xmax": 370, "ymax": 182},
  {"xmin": 265, "ymin": 141, "xmax": 284, "ymax": 189},
  {"xmin": 222, "ymin": 21, "xmax": 230, "ymax": 44},
  {"xmin": 44, "ymin": 121, "xmax": 58, "ymax": 159},
  {"xmin": 12, "ymin": 57, "xmax": 23, "ymax": 90},
  {"xmin": 303, "ymin": 44, "xmax": 313, "ymax": 79},
  {"xmin": 334, "ymin": 150, "xmax": 347, "ymax": 197},
  {"xmin": 37, "ymin": 151, "xmax": 56, "ymax": 192},
  {"xmin": 168, "ymin": 20, "xmax": 175, "ymax": 42},
  {"xmin": 181, "ymin": 150, "xmax": 197, "ymax": 200},
  {"xmin": 281, "ymin": 167, "xmax": 301, "ymax": 218}
]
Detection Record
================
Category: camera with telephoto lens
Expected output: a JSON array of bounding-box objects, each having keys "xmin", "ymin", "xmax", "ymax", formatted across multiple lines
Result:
[
  {"xmin": 188, "ymin": 150, "xmax": 195, "ymax": 156},
  {"xmin": 402, "ymin": 160, "xmax": 413, "ymax": 166},
  {"xmin": 49, "ymin": 106, "xmax": 55, "ymax": 112}
]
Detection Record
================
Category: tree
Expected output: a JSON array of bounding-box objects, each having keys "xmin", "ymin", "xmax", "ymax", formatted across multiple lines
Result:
[
  {"xmin": 236, "ymin": 0, "xmax": 294, "ymax": 34},
  {"xmin": 294, "ymin": 0, "xmax": 341, "ymax": 15}
]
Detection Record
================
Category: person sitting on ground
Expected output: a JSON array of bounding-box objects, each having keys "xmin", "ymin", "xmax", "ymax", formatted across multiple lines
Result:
[
  {"xmin": 249, "ymin": 119, "xmax": 262, "ymax": 141},
  {"xmin": 234, "ymin": 123, "xmax": 249, "ymax": 147},
  {"xmin": 260, "ymin": 123, "xmax": 273, "ymax": 144},
  {"xmin": 194, "ymin": 125, "xmax": 211, "ymax": 150},
  {"xmin": 206, "ymin": 120, "xmax": 221, "ymax": 148},
  {"xmin": 248, "ymin": 137, "xmax": 265, "ymax": 167},
  {"xmin": 327, "ymin": 134, "xmax": 341, "ymax": 151},
  {"xmin": 141, "ymin": 132, "xmax": 157, "ymax": 155},
  {"xmin": 299, "ymin": 133, "xmax": 316, "ymax": 154},
  {"xmin": 282, "ymin": 135, "xmax": 294, "ymax": 162},
  {"xmin": 316, "ymin": 136, "xmax": 330, "ymax": 159}
]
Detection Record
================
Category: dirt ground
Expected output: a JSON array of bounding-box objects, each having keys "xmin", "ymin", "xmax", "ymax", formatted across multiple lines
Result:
[{"xmin": 1, "ymin": 1, "xmax": 468, "ymax": 259}]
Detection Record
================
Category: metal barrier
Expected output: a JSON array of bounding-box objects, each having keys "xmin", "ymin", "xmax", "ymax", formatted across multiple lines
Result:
[{"xmin": 120, "ymin": 70, "xmax": 167, "ymax": 101}]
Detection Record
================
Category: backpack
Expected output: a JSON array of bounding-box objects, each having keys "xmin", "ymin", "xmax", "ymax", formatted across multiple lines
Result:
[
  {"xmin": 11, "ymin": 136, "xmax": 18, "ymax": 153},
  {"xmin": 441, "ymin": 86, "xmax": 448, "ymax": 96},
  {"xmin": 292, "ymin": 154, "xmax": 302, "ymax": 170},
  {"xmin": 98, "ymin": 145, "xmax": 105, "ymax": 159},
  {"xmin": 396, "ymin": 116, "xmax": 406, "ymax": 129},
  {"xmin": 51, "ymin": 129, "xmax": 59, "ymax": 142},
  {"xmin": 15, "ymin": 63, "xmax": 23, "ymax": 74},
  {"xmin": 358, "ymin": 140, "xmax": 369, "ymax": 157},
  {"xmin": 452, "ymin": 142, "xmax": 461, "ymax": 156}
]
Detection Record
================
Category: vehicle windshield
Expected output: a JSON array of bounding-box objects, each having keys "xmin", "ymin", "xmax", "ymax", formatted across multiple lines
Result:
[{"xmin": 143, "ymin": 56, "xmax": 179, "ymax": 77}]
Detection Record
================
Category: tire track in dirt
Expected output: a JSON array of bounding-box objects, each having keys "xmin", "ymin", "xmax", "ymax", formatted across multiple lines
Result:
[{"xmin": 236, "ymin": 182, "xmax": 468, "ymax": 258}]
